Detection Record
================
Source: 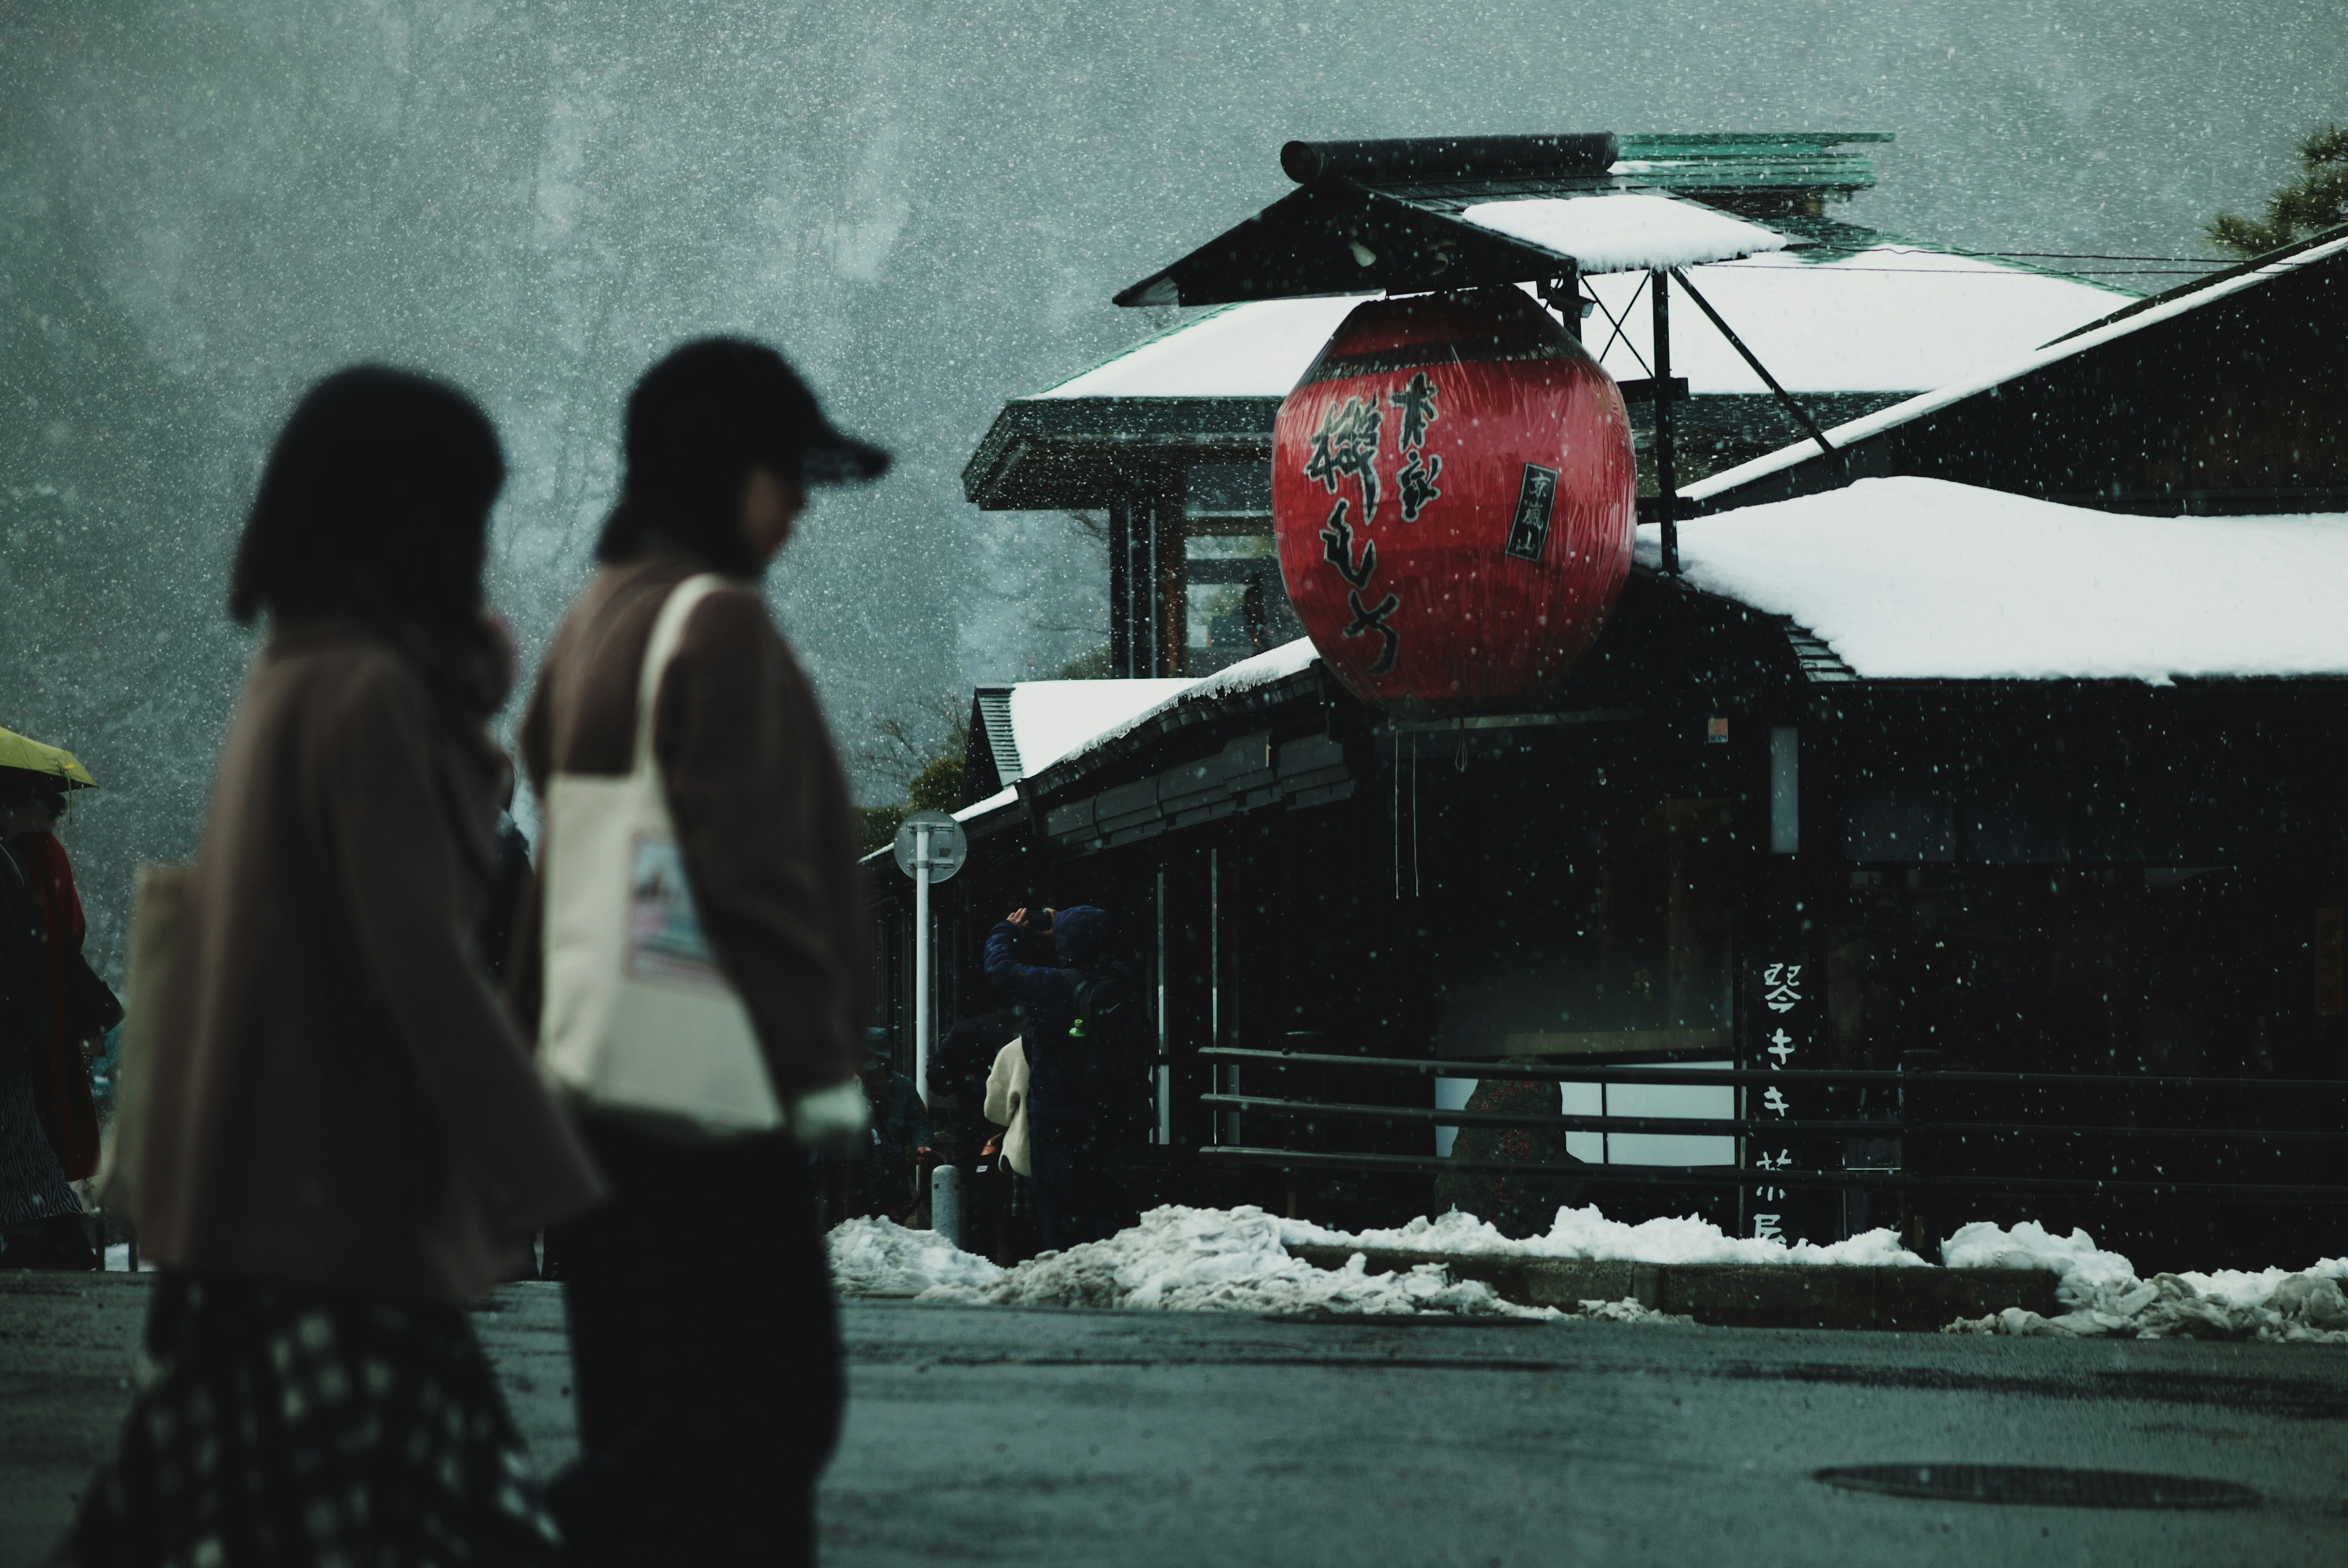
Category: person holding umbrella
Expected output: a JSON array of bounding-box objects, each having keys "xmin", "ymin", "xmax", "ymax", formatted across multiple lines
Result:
[
  {"xmin": 0, "ymin": 736, "xmax": 119, "ymax": 1234},
  {"xmin": 0, "ymin": 740, "xmax": 86, "ymax": 1268}
]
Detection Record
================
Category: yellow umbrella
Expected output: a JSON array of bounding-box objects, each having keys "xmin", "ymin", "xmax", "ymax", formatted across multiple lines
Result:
[{"xmin": 0, "ymin": 725, "xmax": 98, "ymax": 789}]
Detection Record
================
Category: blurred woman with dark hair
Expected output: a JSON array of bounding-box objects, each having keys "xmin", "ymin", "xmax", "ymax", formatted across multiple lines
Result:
[{"xmin": 58, "ymin": 367, "xmax": 603, "ymax": 1568}]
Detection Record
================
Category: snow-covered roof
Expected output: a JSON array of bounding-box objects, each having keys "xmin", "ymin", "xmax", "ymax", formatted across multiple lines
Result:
[
  {"xmin": 954, "ymin": 785, "xmax": 1019, "ymax": 823},
  {"xmin": 1585, "ymin": 246, "xmax": 2131, "ymax": 394},
  {"xmin": 1021, "ymin": 639, "xmax": 1324, "ymax": 781},
  {"xmin": 1038, "ymin": 296, "xmax": 1366, "ymax": 400},
  {"xmin": 943, "ymin": 644, "xmax": 1326, "ymax": 838},
  {"xmin": 1638, "ymin": 477, "xmax": 2348, "ymax": 683},
  {"xmin": 1457, "ymin": 193, "xmax": 1785, "ymax": 274},
  {"xmin": 1001, "ymin": 679, "xmax": 1194, "ymax": 779},
  {"xmin": 1031, "ymin": 246, "xmax": 2128, "ymax": 403},
  {"xmin": 1685, "ymin": 230, "xmax": 2348, "ymax": 503}
]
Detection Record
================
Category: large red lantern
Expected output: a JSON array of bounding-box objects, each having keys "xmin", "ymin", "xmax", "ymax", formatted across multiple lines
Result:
[{"xmin": 1272, "ymin": 287, "xmax": 1636, "ymax": 712}]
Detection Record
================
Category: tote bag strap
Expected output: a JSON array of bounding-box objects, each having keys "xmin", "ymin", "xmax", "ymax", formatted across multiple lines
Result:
[{"xmin": 632, "ymin": 574, "xmax": 731, "ymax": 781}]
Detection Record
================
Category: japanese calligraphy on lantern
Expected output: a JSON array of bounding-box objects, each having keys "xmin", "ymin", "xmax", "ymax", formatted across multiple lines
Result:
[
  {"xmin": 1304, "ymin": 395, "xmax": 1384, "ymax": 525},
  {"xmin": 1295, "ymin": 374, "xmax": 1445, "ymax": 679},
  {"xmin": 1504, "ymin": 463, "xmax": 1558, "ymax": 563},
  {"xmin": 1390, "ymin": 372, "xmax": 1444, "ymax": 524}
]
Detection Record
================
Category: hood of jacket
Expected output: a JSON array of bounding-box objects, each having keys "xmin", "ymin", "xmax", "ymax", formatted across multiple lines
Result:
[{"xmin": 1052, "ymin": 905, "xmax": 1115, "ymax": 970}]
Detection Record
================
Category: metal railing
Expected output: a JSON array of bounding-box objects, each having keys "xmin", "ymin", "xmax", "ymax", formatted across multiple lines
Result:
[{"xmin": 1195, "ymin": 1046, "xmax": 2348, "ymax": 1208}]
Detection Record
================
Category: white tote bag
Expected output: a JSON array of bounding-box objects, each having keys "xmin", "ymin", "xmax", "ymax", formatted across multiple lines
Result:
[{"xmin": 538, "ymin": 574, "xmax": 783, "ymax": 1137}]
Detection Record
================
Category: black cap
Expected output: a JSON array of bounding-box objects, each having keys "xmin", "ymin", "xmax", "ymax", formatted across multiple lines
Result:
[{"xmin": 626, "ymin": 337, "xmax": 890, "ymax": 494}]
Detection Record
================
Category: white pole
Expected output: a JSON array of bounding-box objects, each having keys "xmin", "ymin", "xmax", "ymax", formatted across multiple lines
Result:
[{"xmin": 912, "ymin": 822, "xmax": 932, "ymax": 1108}]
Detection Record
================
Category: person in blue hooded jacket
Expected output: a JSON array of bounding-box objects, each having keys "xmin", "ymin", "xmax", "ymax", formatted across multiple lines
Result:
[{"xmin": 983, "ymin": 905, "xmax": 1146, "ymax": 1250}]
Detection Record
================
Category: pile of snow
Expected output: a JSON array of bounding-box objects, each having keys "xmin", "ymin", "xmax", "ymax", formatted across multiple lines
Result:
[
  {"xmin": 1287, "ymin": 1204, "xmax": 1927, "ymax": 1268},
  {"xmin": 1639, "ymin": 479, "xmax": 2348, "ymax": 683},
  {"xmin": 828, "ymin": 1216, "xmax": 1003, "ymax": 1296},
  {"xmin": 1575, "ymin": 1297, "xmax": 1694, "ymax": 1327},
  {"xmin": 830, "ymin": 1205, "xmax": 2348, "ymax": 1341},
  {"xmin": 916, "ymin": 1205, "xmax": 1548, "ymax": 1318},
  {"xmin": 1941, "ymin": 1221, "xmax": 2348, "ymax": 1343},
  {"xmin": 833, "ymin": 1201, "xmax": 1915, "ymax": 1321}
]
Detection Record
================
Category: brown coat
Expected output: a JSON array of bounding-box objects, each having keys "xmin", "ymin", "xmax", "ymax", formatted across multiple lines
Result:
[
  {"xmin": 137, "ymin": 625, "xmax": 603, "ymax": 1302},
  {"xmin": 515, "ymin": 557, "xmax": 866, "ymax": 1104}
]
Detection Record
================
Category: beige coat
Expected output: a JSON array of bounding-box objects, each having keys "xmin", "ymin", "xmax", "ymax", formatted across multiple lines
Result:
[
  {"xmin": 136, "ymin": 626, "xmax": 603, "ymax": 1303},
  {"xmin": 981, "ymin": 1036, "xmax": 1031, "ymax": 1176}
]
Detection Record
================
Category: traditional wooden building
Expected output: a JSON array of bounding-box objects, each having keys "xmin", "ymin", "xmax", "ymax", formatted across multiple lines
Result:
[{"xmin": 882, "ymin": 138, "xmax": 2348, "ymax": 1270}]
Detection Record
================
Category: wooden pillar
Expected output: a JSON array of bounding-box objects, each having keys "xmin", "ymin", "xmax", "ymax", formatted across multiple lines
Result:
[
  {"xmin": 1112, "ymin": 475, "xmax": 1188, "ymax": 678},
  {"xmin": 1107, "ymin": 500, "xmax": 1135, "ymax": 678},
  {"xmin": 1154, "ymin": 471, "xmax": 1189, "ymax": 677}
]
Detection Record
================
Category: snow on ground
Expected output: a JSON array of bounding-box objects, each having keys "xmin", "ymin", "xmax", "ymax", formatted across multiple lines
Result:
[
  {"xmin": 1283, "ymin": 1204, "xmax": 1926, "ymax": 1268},
  {"xmin": 830, "ymin": 1202, "xmax": 1907, "ymax": 1322},
  {"xmin": 917, "ymin": 1206, "xmax": 1550, "ymax": 1318},
  {"xmin": 828, "ymin": 1216, "xmax": 1004, "ymax": 1296},
  {"xmin": 1638, "ymin": 478, "xmax": 2348, "ymax": 683},
  {"xmin": 831, "ymin": 1204, "xmax": 2348, "ymax": 1341},
  {"xmin": 1940, "ymin": 1221, "xmax": 2348, "ymax": 1343},
  {"xmin": 1458, "ymin": 193, "xmax": 1786, "ymax": 274}
]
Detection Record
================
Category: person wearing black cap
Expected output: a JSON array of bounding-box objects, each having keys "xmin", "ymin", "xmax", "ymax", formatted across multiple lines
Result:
[{"xmin": 511, "ymin": 337, "xmax": 888, "ymax": 1568}]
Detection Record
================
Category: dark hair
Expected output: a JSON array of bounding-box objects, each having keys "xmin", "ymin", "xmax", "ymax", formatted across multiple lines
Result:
[
  {"xmin": 596, "ymin": 337, "xmax": 818, "ymax": 576},
  {"xmin": 230, "ymin": 367, "xmax": 504, "ymax": 628}
]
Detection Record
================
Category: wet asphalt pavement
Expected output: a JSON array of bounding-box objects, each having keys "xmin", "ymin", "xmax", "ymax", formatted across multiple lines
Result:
[{"xmin": 4, "ymin": 1272, "xmax": 2343, "ymax": 1566}]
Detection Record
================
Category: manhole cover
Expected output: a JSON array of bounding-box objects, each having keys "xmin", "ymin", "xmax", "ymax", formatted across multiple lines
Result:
[{"xmin": 1817, "ymin": 1465, "xmax": 2258, "ymax": 1511}]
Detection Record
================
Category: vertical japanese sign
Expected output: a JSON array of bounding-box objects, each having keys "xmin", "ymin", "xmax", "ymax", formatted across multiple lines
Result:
[{"xmin": 1743, "ymin": 946, "xmax": 1833, "ymax": 1244}]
